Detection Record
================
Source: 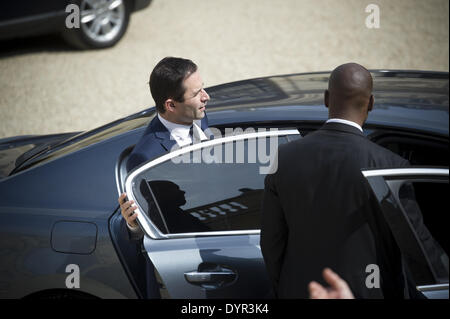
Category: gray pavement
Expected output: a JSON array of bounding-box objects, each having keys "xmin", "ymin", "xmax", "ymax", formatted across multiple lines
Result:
[{"xmin": 0, "ymin": 0, "xmax": 448, "ymax": 138}]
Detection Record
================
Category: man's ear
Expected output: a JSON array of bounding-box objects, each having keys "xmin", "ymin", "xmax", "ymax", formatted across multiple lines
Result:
[
  {"xmin": 368, "ymin": 95, "xmax": 374, "ymax": 112},
  {"xmin": 324, "ymin": 90, "xmax": 329, "ymax": 109},
  {"xmin": 164, "ymin": 99, "xmax": 176, "ymax": 113}
]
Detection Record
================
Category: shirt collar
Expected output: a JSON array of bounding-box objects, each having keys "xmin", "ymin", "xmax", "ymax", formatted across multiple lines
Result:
[
  {"xmin": 325, "ymin": 118, "xmax": 363, "ymax": 132},
  {"xmin": 157, "ymin": 114, "xmax": 207, "ymax": 146}
]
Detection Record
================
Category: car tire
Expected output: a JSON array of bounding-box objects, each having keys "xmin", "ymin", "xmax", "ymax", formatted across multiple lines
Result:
[{"xmin": 62, "ymin": 0, "xmax": 131, "ymax": 50}]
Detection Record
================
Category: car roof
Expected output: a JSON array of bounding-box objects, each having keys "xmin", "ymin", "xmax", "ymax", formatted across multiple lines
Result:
[
  {"xmin": 12, "ymin": 70, "xmax": 449, "ymax": 173},
  {"xmin": 204, "ymin": 70, "xmax": 449, "ymax": 135}
]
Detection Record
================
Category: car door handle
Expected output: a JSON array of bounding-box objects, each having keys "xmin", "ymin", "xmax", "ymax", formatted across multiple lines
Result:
[
  {"xmin": 184, "ymin": 266, "xmax": 237, "ymax": 289},
  {"xmin": 184, "ymin": 271, "xmax": 236, "ymax": 283}
]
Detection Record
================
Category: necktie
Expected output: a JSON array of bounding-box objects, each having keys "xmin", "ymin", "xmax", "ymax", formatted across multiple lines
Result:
[
  {"xmin": 189, "ymin": 125, "xmax": 199, "ymax": 144},
  {"xmin": 190, "ymin": 124, "xmax": 209, "ymax": 144}
]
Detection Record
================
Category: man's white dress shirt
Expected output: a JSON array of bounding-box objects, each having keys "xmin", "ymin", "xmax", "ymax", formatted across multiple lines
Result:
[
  {"xmin": 325, "ymin": 118, "xmax": 363, "ymax": 132},
  {"xmin": 158, "ymin": 114, "xmax": 208, "ymax": 147}
]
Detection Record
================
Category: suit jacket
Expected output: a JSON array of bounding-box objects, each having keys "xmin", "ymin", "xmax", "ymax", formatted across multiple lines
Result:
[
  {"xmin": 126, "ymin": 114, "xmax": 210, "ymax": 172},
  {"xmin": 260, "ymin": 122, "xmax": 434, "ymax": 299}
]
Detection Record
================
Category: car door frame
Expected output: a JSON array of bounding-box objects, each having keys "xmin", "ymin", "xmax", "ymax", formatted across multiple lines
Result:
[
  {"xmin": 123, "ymin": 129, "xmax": 300, "ymax": 298},
  {"xmin": 362, "ymin": 167, "xmax": 449, "ymax": 299},
  {"xmin": 124, "ymin": 129, "xmax": 300, "ymax": 240}
]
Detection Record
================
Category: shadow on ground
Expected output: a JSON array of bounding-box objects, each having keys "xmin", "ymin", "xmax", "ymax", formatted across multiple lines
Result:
[{"xmin": 0, "ymin": 34, "xmax": 76, "ymax": 58}]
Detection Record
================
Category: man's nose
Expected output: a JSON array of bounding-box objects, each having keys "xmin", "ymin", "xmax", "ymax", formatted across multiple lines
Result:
[{"xmin": 202, "ymin": 89, "xmax": 210, "ymax": 101}]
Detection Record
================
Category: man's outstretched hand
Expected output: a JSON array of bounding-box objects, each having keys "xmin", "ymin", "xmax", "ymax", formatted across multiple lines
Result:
[{"xmin": 308, "ymin": 268, "xmax": 355, "ymax": 299}]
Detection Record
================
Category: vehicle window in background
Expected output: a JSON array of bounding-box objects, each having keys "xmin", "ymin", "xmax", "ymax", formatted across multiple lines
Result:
[
  {"xmin": 132, "ymin": 136, "xmax": 289, "ymax": 234},
  {"xmin": 375, "ymin": 134, "xmax": 449, "ymax": 166},
  {"xmin": 399, "ymin": 181, "xmax": 449, "ymax": 283}
]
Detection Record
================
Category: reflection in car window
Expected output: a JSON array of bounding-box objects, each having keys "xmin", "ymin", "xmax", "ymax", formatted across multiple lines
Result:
[
  {"xmin": 132, "ymin": 136, "xmax": 289, "ymax": 234},
  {"xmin": 399, "ymin": 181, "xmax": 449, "ymax": 283}
]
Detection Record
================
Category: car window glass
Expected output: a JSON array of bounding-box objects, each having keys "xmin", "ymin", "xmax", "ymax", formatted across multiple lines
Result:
[
  {"xmin": 399, "ymin": 181, "xmax": 449, "ymax": 283},
  {"xmin": 132, "ymin": 136, "xmax": 289, "ymax": 234}
]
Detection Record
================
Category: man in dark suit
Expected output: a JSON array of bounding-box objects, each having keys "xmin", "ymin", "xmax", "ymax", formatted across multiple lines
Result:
[
  {"xmin": 260, "ymin": 63, "xmax": 438, "ymax": 298},
  {"xmin": 119, "ymin": 56, "xmax": 211, "ymax": 234},
  {"xmin": 114, "ymin": 57, "xmax": 211, "ymax": 299}
]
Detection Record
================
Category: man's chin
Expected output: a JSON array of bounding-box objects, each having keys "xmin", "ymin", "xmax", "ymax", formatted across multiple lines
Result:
[{"xmin": 196, "ymin": 110, "xmax": 206, "ymax": 118}]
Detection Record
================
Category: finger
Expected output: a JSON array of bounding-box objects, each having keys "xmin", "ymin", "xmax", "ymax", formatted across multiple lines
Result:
[
  {"xmin": 128, "ymin": 212, "xmax": 138, "ymax": 222},
  {"xmin": 118, "ymin": 193, "xmax": 127, "ymax": 204},
  {"xmin": 120, "ymin": 203, "xmax": 135, "ymax": 219},
  {"xmin": 120, "ymin": 194, "xmax": 131, "ymax": 206},
  {"xmin": 309, "ymin": 281, "xmax": 328, "ymax": 299},
  {"xmin": 120, "ymin": 200, "xmax": 134, "ymax": 211},
  {"xmin": 128, "ymin": 211, "xmax": 139, "ymax": 227},
  {"xmin": 308, "ymin": 281, "xmax": 328, "ymax": 299},
  {"xmin": 125, "ymin": 205, "xmax": 137, "ymax": 217},
  {"xmin": 323, "ymin": 268, "xmax": 348, "ymax": 292}
]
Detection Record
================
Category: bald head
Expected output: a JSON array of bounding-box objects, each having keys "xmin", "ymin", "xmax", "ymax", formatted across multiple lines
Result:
[{"xmin": 325, "ymin": 63, "xmax": 374, "ymax": 126}]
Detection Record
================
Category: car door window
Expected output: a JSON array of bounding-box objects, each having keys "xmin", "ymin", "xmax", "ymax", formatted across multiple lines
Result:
[
  {"xmin": 370, "ymin": 133, "xmax": 449, "ymax": 166},
  {"xmin": 126, "ymin": 132, "xmax": 297, "ymax": 237},
  {"xmin": 363, "ymin": 168, "xmax": 449, "ymax": 298},
  {"xmin": 398, "ymin": 181, "xmax": 449, "ymax": 282}
]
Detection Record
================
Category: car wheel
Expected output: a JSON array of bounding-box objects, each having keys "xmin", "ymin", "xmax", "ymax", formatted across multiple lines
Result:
[{"xmin": 62, "ymin": 0, "xmax": 131, "ymax": 49}]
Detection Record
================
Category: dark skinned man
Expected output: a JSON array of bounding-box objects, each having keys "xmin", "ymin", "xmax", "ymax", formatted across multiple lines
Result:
[{"xmin": 260, "ymin": 63, "xmax": 442, "ymax": 299}]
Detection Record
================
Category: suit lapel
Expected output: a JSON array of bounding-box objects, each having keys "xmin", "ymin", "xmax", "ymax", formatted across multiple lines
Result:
[
  {"xmin": 156, "ymin": 131, "xmax": 177, "ymax": 152},
  {"xmin": 151, "ymin": 116, "xmax": 178, "ymax": 152}
]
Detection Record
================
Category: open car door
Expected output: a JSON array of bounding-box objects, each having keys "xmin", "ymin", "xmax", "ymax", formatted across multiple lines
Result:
[
  {"xmin": 124, "ymin": 129, "xmax": 300, "ymax": 298},
  {"xmin": 362, "ymin": 167, "xmax": 449, "ymax": 299}
]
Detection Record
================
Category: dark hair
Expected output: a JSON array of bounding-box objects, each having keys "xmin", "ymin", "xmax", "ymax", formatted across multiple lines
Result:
[{"xmin": 149, "ymin": 57, "xmax": 198, "ymax": 113}]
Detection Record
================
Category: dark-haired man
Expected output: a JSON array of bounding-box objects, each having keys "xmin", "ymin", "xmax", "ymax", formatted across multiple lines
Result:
[{"xmin": 119, "ymin": 57, "xmax": 210, "ymax": 234}]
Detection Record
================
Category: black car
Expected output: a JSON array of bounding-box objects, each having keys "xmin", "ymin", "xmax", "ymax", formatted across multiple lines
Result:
[
  {"xmin": 0, "ymin": 70, "xmax": 448, "ymax": 299},
  {"xmin": 0, "ymin": 0, "xmax": 152, "ymax": 49}
]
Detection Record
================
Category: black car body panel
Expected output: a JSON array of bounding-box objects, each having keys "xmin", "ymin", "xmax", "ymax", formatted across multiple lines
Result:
[
  {"xmin": 0, "ymin": 0, "xmax": 152, "ymax": 41},
  {"xmin": 0, "ymin": 70, "xmax": 447, "ymax": 298},
  {"xmin": 0, "ymin": 132, "xmax": 81, "ymax": 179},
  {"xmin": 0, "ymin": 130, "xmax": 140, "ymax": 298}
]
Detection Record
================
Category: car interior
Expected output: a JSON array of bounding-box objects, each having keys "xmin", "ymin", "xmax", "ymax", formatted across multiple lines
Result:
[{"xmin": 373, "ymin": 133, "xmax": 449, "ymax": 166}]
